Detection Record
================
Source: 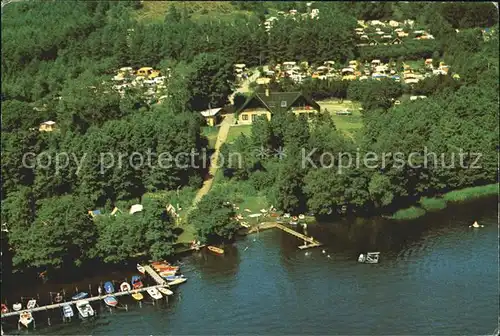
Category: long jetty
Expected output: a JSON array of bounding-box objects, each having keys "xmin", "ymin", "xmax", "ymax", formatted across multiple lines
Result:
[
  {"xmin": 1, "ymin": 284, "xmax": 168, "ymax": 318},
  {"xmin": 248, "ymin": 222, "xmax": 322, "ymax": 249},
  {"xmin": 1, "ymin": 266, "xmax": 169, "ymax": 319},
  {"xmin": 143, "ymin": 265, "xmax": 166, "ymax": 285}
]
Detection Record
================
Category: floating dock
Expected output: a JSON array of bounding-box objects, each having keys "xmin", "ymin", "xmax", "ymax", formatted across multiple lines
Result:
[{"xmin": 248, "ymin": 222, "xmax": 322, "ymax": 249}]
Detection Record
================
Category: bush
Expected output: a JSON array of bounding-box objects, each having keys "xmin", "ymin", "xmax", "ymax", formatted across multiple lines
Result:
[
  {"xmin": 419, "ymin": 197, "xmax": 447, "ymax": 211},
  {"xmin": 390, "ymin": 206, "xmax": 426, "ymax": 220}
]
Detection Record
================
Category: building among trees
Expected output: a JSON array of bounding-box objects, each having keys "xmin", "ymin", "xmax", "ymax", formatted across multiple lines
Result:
[{"xmin": 237, "ymin": 90, "xmax": 320, "ymax": 124}]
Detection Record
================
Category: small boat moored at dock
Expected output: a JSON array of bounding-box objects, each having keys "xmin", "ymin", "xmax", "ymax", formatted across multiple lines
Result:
[
  {"xmin": 62, "ymin": 304, "xmax": 74, "ymax": 318},
  {"xmin": 1, "ymin": 304, "xmax": 8, "ymax": 314},
  {"xmin": 131, "ymin": 275, "xmax": 143, "ymax": 289},
  {"xmin": 75, "ymin": 300, "xmax": 95, "ymax": 319},
  {"xmin": 120, "ymin": 282, "xmax": 131, "ymax": 291},
  {"xmin": 167, "ymin": 277, "xmax": 187, "ymax": 286},
  {"xmin": 158, "ymin": 287, "xmax": 173, "ymax": 296},
  {"xmin": 159, "ymin": 269, "xmax": 178, "ymax": 277},
  {"xmin": 207, "ymin": 246, "xmax": 224, "ymax": 255},
  {"xmin": 358, "ymin": 252, "xmax": 380, "ymax": 264},
  {"xmin": 163, "ymin": 274, "xmax": 185, "ymax": 281},
  {"xmin": 146, "ymin": 288, "xmax": 163, "ymax": 300},
  {"xmin": 104, "ymin": 296, "xmax": 118, "ymax": 307},
  {"xmin": 104, "ymin": 281, "xmax": 115, "ymax": 294},
  {"xmin": 137, "ymin": 264, "xmax": 145, "ymax": 274},
  {"xmin": 154, "ymin": 265, "xmax": 179, "ymax": 272},
  {"xmin": 26, "ymin": 299, "xmax": 37, "ymax": 309},
  {"xmin": 19, "ymin": 311, "xmax": 33, "ymax": 328},
  {"xmin": 54, "ymin": 293, "xmax": 63, "ymax": 303},
  {"xmin": 71, "ymin": 292, "xmax": 88, "ymax": 301},
  {"xmin": 131, "ymin": 292, "xmax": 144, "ymax": 301},
  {"xmin": 12, "ymin": 303, "xmax": 22, "ymax": 311}
]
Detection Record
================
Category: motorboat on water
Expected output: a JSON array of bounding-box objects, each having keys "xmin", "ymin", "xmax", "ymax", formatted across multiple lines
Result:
[
  {"xmin": 146, "ymin": 288, "xmax": 163, "ymax": 300},
  {"xmin": 158, "ymin": 287, "xmax": 173, "ymax": 296},
  {"xmin": 154, "ymin": 265, "xmax": 179, "ymax": 272},
  {"xmin": 207, "ymin": 246, "xmax": 224, "ymax": 255},
  {"xmin": 71, "ymin": 292, "xmax": 88, "ymax": 301},
  {"xmin": 104, "ymin": 281, "xmax": 115, "ymax": 294},
  {"xmin": 137, "ymin": 264, "xmax": 145, "ymax": 274},
  {"xmin": 12, "ymin": 303, "xmax": 22, "ymax": 311},
  {"xmin": 26, "ymin": 299, "xmax": 37, "ymax": 309},
  {"xmin": 19, "ymin": 311, "xmax": 33, "ymax": 328},
  {"xmin": 167, "ymin": 277, "xmax": 187, "ymax": 286},
  {"xmin": 159, "ymin": 269, "xmax": 178, "ymax": 277},
  {"xmin": 152, "ymin": 262, "xmax": 179, "ymax": 271},
  {"xmin": 163, "ymin": 274, "xmax": 185, "ymax": 281},
  {"xmin": 62, "ymin": 304, "xmax": 74, "ymax": 318},
  {"xmin": 131, "ymin": 275, "xmax": 143, "ymax": 289},
  {"xmin": 75, "ymin": 300, "xmax": 95, "ymax": 318},
  {"xmin": 104, "ymin": 296, "xmax": 118, "ymax": 307},
  {"xmin": 120, "ymin": 282, "xmax": 131, "ymax": 291},
  {"xmin": 358, "ymin": 252, "xmax": 380, "ymax": 264}
]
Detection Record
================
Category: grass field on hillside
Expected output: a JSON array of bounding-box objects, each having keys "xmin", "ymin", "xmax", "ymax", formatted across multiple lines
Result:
[
  {"xmin": 317, "ymin": 99, "xmax": 363, "ymax": 140},
  {"xmin": 134, "ymin": 1, "xmax": 251, "ymax": 24}
]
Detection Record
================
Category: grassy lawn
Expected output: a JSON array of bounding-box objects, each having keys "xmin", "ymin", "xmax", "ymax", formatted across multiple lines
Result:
[
  {"xmin": 237, "ymin": 195, "xmax": 268, "ymax": 213},
  {"xmin": 202, "ymin": 126, "xmax": 219, "ymax": 149},
  {"xmin": 226, "ymin": 125, "xmax": 252, "ymax": 143},
  {"xmin": 405, "ymin": 60, "xmax": 425, "ymax": 70},
  {"xmin": 177, "ymin": 222, "xmax": 197, "ymax": 244},
  {"xmin": 442, "ymin": 184, "xmax": 498, "ymax": 202},
  {"xmin": 317, "ymin": 99, "xmax": 363, "ymax": 140},
  {"xmin": 212, "ymin": 170, "xmax": 270, "ymax": 220},
  {"xmin": 133, "ymin": 1, "xmax": 252, "ymax": 24},
  {"xmin": 142, "ymin": 187, "xmax": 199, "ymax": 244}
]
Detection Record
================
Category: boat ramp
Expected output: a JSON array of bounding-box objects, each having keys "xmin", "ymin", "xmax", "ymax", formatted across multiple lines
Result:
[{"xmin": 248, "ymin": 222, "xmax": 322, "ymax": 249}]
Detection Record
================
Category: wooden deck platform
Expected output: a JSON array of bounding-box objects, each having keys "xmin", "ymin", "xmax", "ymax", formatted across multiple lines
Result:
[{"xmin": 249, "ymin": 222, "xmax": 322, "ymax": 249}]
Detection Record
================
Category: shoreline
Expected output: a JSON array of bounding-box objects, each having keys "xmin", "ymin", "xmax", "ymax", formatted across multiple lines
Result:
[
  {"xmin": 389, "ymin": 183, "xmax": 498, "ymax": 220},
  {"xmin": 4, "ymin": 184, "xmax": 497, "ymax": 286}
]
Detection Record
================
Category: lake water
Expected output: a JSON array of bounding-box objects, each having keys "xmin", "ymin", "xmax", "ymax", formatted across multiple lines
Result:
[{"xmin": 2, "ymin": 197, "xmax": 498, "ymax": 335}]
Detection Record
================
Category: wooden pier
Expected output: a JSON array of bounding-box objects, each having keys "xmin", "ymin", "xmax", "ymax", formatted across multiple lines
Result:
[
  {"xmin": 143, "ymin": 265, "xmax": 167, "ymax": 285},
  {"xmin": 1, "ymin": 265, "xmax": 170, "ymax": 319},
  {"xmin": 0, "ymin": 283, "xmax": 169, "ymax": 318},
  {"xmin": 248, "ymin": 222, "xmax": 322, "ymax": 249}
]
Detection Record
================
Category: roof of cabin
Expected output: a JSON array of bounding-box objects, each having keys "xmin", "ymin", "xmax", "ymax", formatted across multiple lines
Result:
[{"xmin": 238, "ymin": 91, "xmax": 320, "ymax": 114}]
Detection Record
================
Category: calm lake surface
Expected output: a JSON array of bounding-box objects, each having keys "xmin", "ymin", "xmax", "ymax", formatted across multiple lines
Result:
[{"xmin": 3, "ymin": 197, "xmax": 498, "ymax": 335}]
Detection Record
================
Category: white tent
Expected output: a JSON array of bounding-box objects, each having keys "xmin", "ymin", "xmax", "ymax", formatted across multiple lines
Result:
[{"xmin": 130, "ymin": 204, "xmax": 144, "ymax": 214}]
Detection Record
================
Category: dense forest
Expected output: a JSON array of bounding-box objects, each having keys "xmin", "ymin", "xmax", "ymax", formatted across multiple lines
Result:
[{"xmin": 1, "ymin": 1, "xmax": 498, "ymax": 273}]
